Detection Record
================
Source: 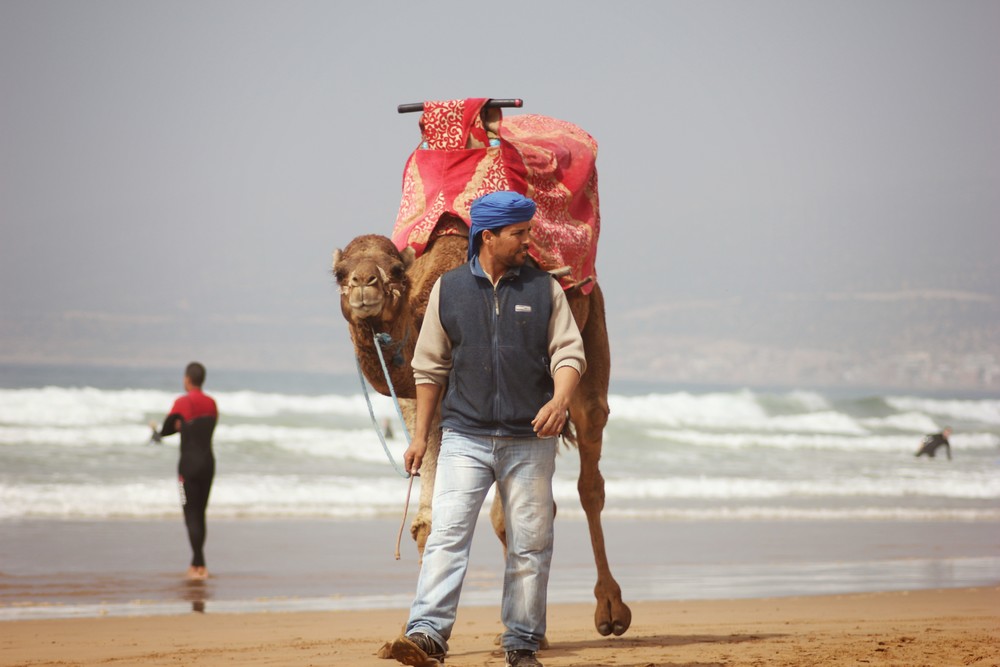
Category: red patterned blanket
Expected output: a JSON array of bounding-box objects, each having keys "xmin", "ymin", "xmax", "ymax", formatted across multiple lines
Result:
[{"xmin": 391, "ymin": 98, "xmax": 599, "ymax": 293}]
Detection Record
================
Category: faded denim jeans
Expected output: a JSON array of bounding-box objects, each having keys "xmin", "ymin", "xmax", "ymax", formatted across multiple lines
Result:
[{"xmin": 405, "ymin": 429, "xmax": 557, "ymax": 653}]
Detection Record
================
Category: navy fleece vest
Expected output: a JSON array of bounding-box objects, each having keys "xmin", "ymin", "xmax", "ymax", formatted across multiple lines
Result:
[{"xmin": 438, "ymin": 261, "xmax": 554, "ymax": 437}]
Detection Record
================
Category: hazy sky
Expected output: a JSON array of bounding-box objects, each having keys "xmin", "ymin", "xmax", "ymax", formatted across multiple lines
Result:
[{"xmin": 2, "ymin": 1, "xmax": 998, "ymax": 387}]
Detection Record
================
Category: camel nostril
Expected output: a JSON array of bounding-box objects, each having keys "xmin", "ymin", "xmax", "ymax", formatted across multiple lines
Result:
[{"xmin": 365, "ymin": 275, "xmax": 378, "ymax": 285}]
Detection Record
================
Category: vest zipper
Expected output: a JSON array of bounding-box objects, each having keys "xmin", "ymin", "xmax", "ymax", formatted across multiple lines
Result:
[{"xmin": 491, "ymin": 282, "xmax": 501, "ymax": 432}]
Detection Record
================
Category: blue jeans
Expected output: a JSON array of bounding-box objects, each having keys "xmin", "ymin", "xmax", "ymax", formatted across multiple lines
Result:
[{"xmin": 405, "ymin": 430, "xmax": 557, "ymax": 653}]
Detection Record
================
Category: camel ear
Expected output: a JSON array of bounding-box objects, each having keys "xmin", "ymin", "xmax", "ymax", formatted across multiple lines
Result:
[
  {"xmin": 400, "ymin": 246, "xmax": 416, "ymax": 269},
  {"xmin": 331, "ymin": 249, "xmax": 342, "ymax": 270}
]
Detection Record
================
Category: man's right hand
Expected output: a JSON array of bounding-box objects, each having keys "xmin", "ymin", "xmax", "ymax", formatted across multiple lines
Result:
[{"xmin": 403, "ymin": 438, "xmax": 428, "ymax": 476}]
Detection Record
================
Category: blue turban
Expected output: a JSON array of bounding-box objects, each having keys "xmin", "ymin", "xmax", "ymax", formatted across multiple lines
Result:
[{"xmin": 468, "ymin": 191, "xmax": 537, "ymax": 261}]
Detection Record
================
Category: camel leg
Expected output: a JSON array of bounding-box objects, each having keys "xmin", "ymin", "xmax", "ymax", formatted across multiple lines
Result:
[
  {"xmin": 569, "ymin": 285, "xmax": 632, "ymax": 637},
  {"xmin": 489, "ymin": 492, "xmax": 507, "ymax": 555},
  {"xmin": 398, "ymin": 399, "xmax": 439, "ymax": 558}
]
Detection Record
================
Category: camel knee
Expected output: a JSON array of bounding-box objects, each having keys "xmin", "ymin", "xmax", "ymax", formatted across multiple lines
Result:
[
  {"xmin": 571, "ymin": 399, "xmax": 609, "ymax": 436},
  {"xmin": 578, "ymin": 475, "xmax": 606, "ymax": 514}
]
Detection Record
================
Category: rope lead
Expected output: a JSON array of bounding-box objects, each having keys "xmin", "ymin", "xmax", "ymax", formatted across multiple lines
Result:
[{"xmin": 353, "ymin": 328, "xmax": 417, "ymax": 559}]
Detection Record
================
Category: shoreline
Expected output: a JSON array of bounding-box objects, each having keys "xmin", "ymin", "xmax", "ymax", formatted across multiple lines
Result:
[
  {"xmin": 2, "ymin": 517, "xmax": 998, "ymax": 622},
  {"xmin": 3, "ymin": 587, "xmax": 997, "ymax": 666}
]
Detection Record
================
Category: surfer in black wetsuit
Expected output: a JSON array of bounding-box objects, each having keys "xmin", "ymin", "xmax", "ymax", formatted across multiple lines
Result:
[
  {"xmin": 915, "ymin": 427, "xmax": 952, "ymax": 460},
  {"xmin": 150, "ymin": 362, "xmax": 218, "ymax": 579}
]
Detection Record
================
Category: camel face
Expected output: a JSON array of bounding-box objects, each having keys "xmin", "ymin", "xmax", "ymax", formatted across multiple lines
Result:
[{"xmin": 332, "ymin": 235, "xmax": 415, "ymax": 324}]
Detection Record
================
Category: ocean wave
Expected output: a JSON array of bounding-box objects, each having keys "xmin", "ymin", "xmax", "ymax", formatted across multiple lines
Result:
[
  {"xmin": 0, "ymin": 387, "xmax": 168, "ymax": 426},
  {"xmin": 0, "ymin": 474, "xmax": 413, "ymax": 520},
  {"xmin": 649, "ymin": 429, "xmax": 1000, "ymax": 452},
  {"xmin": 0, "ymin": 424, "xmax": 157, "ymax": 448},
  {"xmin": 0, "ymin": 386, "xmax": 400, "ymax": 427},
  {"xmin": 575, "ymin": 506, "xmax": 1000, "ymax": 522},
  {"xmin": 759, "ymin": 390, "xmax": 833, "ymax": 413},
  {"xmin": 3, "ymin": 468, "xmax": 997, "ymax": 521},
  {"xmin": 608, "ymin": 390, "xmax": 766, "ymax": 427},
  {"xmin": 213, "ymin": 390, "xmax": 397, "ymax": 418},
  {"xmin": 219, "ymin": 425, "xmax": 404, "ymax": 463},
  {"xmin": 0, "ymin": 424, "xmax": 407, "ymax": 464},
  {"xmin": 858, "ymin": 411, "xmax": 942, "ymax": 433},
  {"xmin": 608, "ymin": 392, "xmax": 869, "ymax": 434},
  {"xmin": 5, "ymin": 386, "xmax": 998, "ymax": 433},
  {"xmin": 592, "ymin": 474, "xmax": 1000, "ymax": 500},
  {"xmin": 886, "ymin": 396, "xmax": 1000, "ymax": 426}
]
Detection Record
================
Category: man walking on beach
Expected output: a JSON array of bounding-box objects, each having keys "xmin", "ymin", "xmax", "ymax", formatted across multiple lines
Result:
[
  {"xmin": 390, "ymin": 191, "xmax": 586, "ymax": 667},
  {"xmin": 150, "ymin": 362, "xmax": 219, "ymax": 580}
]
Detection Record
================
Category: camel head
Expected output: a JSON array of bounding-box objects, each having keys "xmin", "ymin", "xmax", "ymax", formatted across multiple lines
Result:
[{"xmin": 332, "ymin": 235, "xmax": 416, "ymax": 326}]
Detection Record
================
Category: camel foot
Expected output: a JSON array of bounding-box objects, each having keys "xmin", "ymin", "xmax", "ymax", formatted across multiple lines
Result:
[{"xmin": 595, "ymin": 598, "xmax": 632, "ymax": 637}]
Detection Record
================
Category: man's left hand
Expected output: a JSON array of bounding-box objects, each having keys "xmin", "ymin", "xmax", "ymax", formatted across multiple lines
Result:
[{"xmin": 532, "ymin": 398, "xmax": 569, "ymax": 438}]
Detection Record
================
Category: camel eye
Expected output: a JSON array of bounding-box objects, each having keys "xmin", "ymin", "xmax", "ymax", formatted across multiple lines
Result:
[
  {"xmin": 389, "ymin": 263, "xmax": 405, "ymax": 280},
  {"xmin": 334, "ymin": 268, "xmax": 347, "ymax": 284}
]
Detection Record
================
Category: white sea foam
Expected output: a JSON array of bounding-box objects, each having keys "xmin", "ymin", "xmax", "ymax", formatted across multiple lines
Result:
[
  {"xmin": 648, "ymin": 429, "xmax": 1000, "ymax": 452},
  {"xmin": 608, "ymin": 393, "xmax": 868, "ymax": 434},
  {"xmin": 859, "ymin": 411, "xmax": 942, "ymax": 433},
  {"xmin": 213, "ymin": 390, "xmax": 397, "ymax": 418},
  {"xmin": 3, "ymin": 383, "xmax": 998, "ymax": 523},
  {"xmin": 0, "ymin": 424, "xmax": 406, "ymax": 464},
  {"xmin": 648, "ymin": 429, "xmax": 908, "ymax": 451},
  {"xmin": 8, "ymin": 472, "xmax": 995, "ymax": 521},
  {"xmin": 0, "ymin": 386, "xmax": 400, "ymax": 426},
  {"xmin": 780, "ymin": 390, "xmax": 832, "ymax": 412},
  {"xmin": 594, "ymin": 474, "xmax": 1000, "ymax": 500},
  {"xmin": 217, "ymin": 425, "xmax": 402, "ymax": 463},
  {"xmin": 0, "ymin": 387, "xmax": 168, "ymax": 426},
  {"xmin": 608, "ymin": 390, "xmax": 767, "ymax": 427},
  {"xmin": 0, "ymin": 424, "xmax": 154, "ymax": 448},
  {"xmin": 584, "ymin": 506, "xmax": 1000, "ymax": 522},
  {"xmin": 886, "ymin": 396, "xmax": 1000, "ymax": 426},
  {"xmin": 0, "ymin": 475, "xmax": 411, "ymax": 520}
]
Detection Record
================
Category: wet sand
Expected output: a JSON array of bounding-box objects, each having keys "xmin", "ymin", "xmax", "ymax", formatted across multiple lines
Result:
[
  {"xmin": 2, "ymin": 517, "xmax": 998, "ymax": 664},
  {"xmin": 2, "ymin": 517, "xmax": 999, "ymax": 620},
  {"xmin": 3, "ymin": 587, "xmax": 997, "ymax": 666}
]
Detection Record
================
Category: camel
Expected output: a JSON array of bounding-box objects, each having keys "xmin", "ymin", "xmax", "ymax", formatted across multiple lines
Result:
[{"xmin": 331, "ymin": 99, "xmax": 631, "ymax": 639}]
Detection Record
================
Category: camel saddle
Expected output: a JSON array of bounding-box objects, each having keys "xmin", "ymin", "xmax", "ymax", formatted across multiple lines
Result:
[{"xmin": 391, "ymin": 98, "xmax": 599, "ymax": 294}]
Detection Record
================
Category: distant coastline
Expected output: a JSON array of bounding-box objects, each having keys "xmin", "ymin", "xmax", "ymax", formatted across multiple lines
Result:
[{"xmin": 2, "ymin": 359, "xmax": 998, "ymax": 398}]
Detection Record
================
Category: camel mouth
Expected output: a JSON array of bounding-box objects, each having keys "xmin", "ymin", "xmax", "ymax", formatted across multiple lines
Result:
[
  {"xmin": 348, "ymin": 300, "xmax": 385, "ymax": 319},
  {"xmin": 346, "ymin": 285, "xmax": 385, "ymax": 312}
]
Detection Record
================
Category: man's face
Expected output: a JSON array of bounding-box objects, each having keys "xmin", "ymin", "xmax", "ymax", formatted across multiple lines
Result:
[{"xmin": 486, "ymin": 220, "xmax": 532, "ymax": 268}]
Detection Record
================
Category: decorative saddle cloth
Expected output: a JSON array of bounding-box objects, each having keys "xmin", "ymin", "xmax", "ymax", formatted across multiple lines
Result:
[{"xmin": 391, "ymin": 98, "xmax": 599, "ymax": 293}]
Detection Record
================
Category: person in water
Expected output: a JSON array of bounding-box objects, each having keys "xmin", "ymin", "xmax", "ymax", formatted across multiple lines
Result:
[
  {"xmin": 915, "ymin": 427, "xmax": 952, "ymax": 460},
  {"xmin": 150, "ymin": 362, "xmax": 219, "ymax": 579}
]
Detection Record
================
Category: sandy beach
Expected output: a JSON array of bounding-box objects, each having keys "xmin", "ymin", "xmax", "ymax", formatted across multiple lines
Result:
[
  {"xmin": 2, "ymin": 587, "xmax": 996, "ymax": 666},
  {"xmin": 2, "ymin": 518, "xmax": 997, "ymax": 665}
]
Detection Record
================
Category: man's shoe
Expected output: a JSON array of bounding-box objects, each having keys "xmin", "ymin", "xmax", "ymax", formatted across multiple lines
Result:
[
  {"xmin": 389, "ymin": 632, "xmax": 446, "ymax": 666},
  {"xmin": 505, "ymin": 649, "xmax": 543, "ymax": 667}
]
